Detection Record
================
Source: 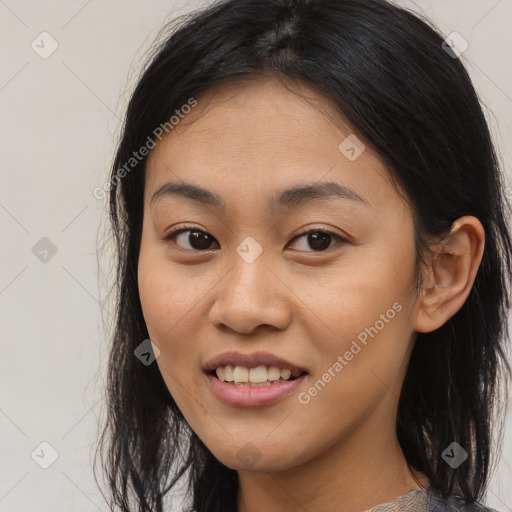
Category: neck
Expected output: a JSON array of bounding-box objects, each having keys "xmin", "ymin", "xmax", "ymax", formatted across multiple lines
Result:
[{"xmin": 236, "ymin": 397, "xmax": 428, "ymax": 512}]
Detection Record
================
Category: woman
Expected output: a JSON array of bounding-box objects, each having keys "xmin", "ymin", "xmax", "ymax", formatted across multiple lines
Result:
[{"xmin": 95, "ymin": 1, "xmax": 512, "ymax": 511}]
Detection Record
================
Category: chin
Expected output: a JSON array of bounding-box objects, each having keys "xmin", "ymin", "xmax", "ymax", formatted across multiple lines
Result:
[{"xmin": 209, "ymin": 444, "xmax": 301, "ymax": 473}]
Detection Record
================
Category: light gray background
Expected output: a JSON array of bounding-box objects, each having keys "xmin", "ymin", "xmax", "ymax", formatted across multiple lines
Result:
[{"xmin": 0, "ymin": 1, "xmax": 511, "ymax": 511}]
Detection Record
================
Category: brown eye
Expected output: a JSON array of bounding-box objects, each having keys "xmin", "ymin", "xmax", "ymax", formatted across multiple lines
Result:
[
  {"xmin": 288, "ymin": 229, "xmax": 346, "ymax": 252},
  {"xmin": 163, "ymin": 226, "xmax": 346, "ymax": 253},
  {"xmin": 164, "ymin": 227, "xmax": 218, "ymax": 251}
]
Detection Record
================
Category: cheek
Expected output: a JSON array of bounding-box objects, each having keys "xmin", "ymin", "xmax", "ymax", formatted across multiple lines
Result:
[
  {"xmin": 304, "ymin": 245, "xmax": 416, "ymax": 384},
  {"xmin": 137, "ymin": 244, "xmax": 213, "ymax": 395},
  {"xmin": 309, "ymin": 246, "xmax": 411, "ymax": 333},
  {"xmin": 138, "ymin": 244, "xmax": 198, "ymax": 339},
  {"xmin": 138, "ymin": 255, "xmax": 202, "ymax": 408},
  {"xmin": 138, "ymin": 266, "xmax": 173, "ymax": 339}
]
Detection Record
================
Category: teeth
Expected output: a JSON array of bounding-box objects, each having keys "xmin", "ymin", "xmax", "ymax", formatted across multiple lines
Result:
[
  {"xmin": 267, "ymin": 367, "xmax": 281, "ymax": 381},
  {"xmin": 223, "ymin": 365, "xmax": 234, "ymax": 381},
  {"xmin": 280, "ymin": 369, "xmax": 291, "ymax": 380},
  {"xmin": 233, "ymin": 366, "xmax": 249, "ymax": 383},
  {"xmin": 214, "ymin": 365, "xmax": 303, "ymax": 384},
  {"xmin": 249, "ymin": 365, "xmax": 268, "ymax": 383}
]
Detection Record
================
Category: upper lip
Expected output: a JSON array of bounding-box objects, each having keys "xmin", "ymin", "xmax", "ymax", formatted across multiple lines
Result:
[{"xmin": 204, "ymin": 351, "xmax": 308, "ymax": 373}]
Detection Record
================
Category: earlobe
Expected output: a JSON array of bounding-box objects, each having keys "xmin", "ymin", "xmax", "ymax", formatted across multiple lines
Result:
[{"xmin": 414, "ymin": 216, "xmax": 485, "ymax": 334}]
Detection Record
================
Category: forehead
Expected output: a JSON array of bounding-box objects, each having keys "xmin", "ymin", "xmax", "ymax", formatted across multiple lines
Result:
[{"xmin": 144, "ymin": 76, "xmax": 399, "ymax": 211}]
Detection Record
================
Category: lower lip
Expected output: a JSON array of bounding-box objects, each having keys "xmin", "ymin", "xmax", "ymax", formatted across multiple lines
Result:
[{"xmin": 204, "ymin": 372, "xmax": 308, "ymax": 407}]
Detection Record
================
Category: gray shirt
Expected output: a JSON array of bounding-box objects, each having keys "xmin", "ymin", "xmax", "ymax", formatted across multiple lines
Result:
[{"xmin": 365, "ymin": 487, "xmax": 500, "ymax": 512}]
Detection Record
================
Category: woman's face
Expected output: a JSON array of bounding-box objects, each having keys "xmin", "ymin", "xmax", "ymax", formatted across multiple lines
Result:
[{"xmin": 138, "ymin": 76, "xmax": 423, "ymax": 473}]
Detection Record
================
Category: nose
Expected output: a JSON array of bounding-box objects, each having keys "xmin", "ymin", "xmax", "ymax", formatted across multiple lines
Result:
[{"xmin": 207, "ymin": 251, "xmax": 292, "ymax": 335}]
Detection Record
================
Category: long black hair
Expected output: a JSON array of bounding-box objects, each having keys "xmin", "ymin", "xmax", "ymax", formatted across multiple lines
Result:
[{"xmin": 95, "ymin": 1, "xmax": 512, "ymax": 510}]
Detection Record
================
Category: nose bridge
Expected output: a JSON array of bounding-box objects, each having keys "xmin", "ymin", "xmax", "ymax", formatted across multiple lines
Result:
[
  {"xmin": 208, "ymin": 239, "xmax": 291, "ymax": 333},
  {"xmin": 225, "ymin": 240, "xmax": 272, "ymax": 305}
]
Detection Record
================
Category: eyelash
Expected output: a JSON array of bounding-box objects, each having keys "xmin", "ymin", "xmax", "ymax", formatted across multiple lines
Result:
[{"xmin": 162, "ymin": 224, "xmax": 347, "ymax": 253}]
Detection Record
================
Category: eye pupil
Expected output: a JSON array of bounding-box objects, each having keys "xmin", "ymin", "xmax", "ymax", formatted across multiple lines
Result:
[
  {"xmin": 170, "ymin": 228, "xmax": 340, "ymax": 253},
  {"xmin": 308, "ymin": 232, "xmax": 332, "ymax": 251},
  {"xmin": 189, "ymin": 230, "xmax": 212, "ymax": 250}
]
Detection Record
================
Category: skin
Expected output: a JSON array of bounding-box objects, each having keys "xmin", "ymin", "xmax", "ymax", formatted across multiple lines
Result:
[{"xmin": 137, "ymin": 76, "xmax": 485, "ymax": 512}]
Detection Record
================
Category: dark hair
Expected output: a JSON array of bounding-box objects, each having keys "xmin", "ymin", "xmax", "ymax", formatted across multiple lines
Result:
[{"xmin": 95, "ymin": 0, "xmax": 512, "ymax": 510}]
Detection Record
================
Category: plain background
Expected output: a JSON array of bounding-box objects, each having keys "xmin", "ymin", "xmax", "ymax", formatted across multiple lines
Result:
[{"xmin": 0, "ymin": 1, "xmax": 511, "ymax": 511}]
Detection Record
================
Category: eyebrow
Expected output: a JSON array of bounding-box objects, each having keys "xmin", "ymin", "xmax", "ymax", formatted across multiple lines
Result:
[{"xmin": 150, "ymin": 180, "xmax": 371, "ymax": 210}]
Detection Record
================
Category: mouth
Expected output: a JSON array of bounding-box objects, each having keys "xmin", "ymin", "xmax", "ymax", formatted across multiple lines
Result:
[
  {"xmin": 202, "ymin": 351, "xmax": 309, "ymax": 405},
  {"xmin": 204, "ymin": 366, "xmax": 309, "ymax": 407},
  {"xmin": 206, "ymin": 365, "xmax": 308, "ymax": 387}
]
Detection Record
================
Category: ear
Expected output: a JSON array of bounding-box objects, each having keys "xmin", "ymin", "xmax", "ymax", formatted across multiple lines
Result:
[{"xmin": 414, "ymin": 216, "xmax": 485, "ymax": 333}]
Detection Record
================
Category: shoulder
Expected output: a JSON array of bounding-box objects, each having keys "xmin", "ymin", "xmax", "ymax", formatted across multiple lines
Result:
[{"xmin": 427, "ymin": 488, "xmax": 501, "ymax": 512}]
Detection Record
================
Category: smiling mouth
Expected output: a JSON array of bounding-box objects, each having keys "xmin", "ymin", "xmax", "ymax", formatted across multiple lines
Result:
[{"xmin": 207, "ymin": 366, "xmax": 308, "ymax": 387}]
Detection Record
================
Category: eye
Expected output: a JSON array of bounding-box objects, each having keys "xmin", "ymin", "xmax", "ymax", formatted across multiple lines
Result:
[
  {"xmin": 162, "ymin": 225, "xmax": 219, "ymax": 251},
  {"xmin": 288, "ymin": 227, "xmax": 347, "ymax": 252},
  {"xmin": 162, "ymin": 225, "xmax": 347, "ymax": 253}
]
